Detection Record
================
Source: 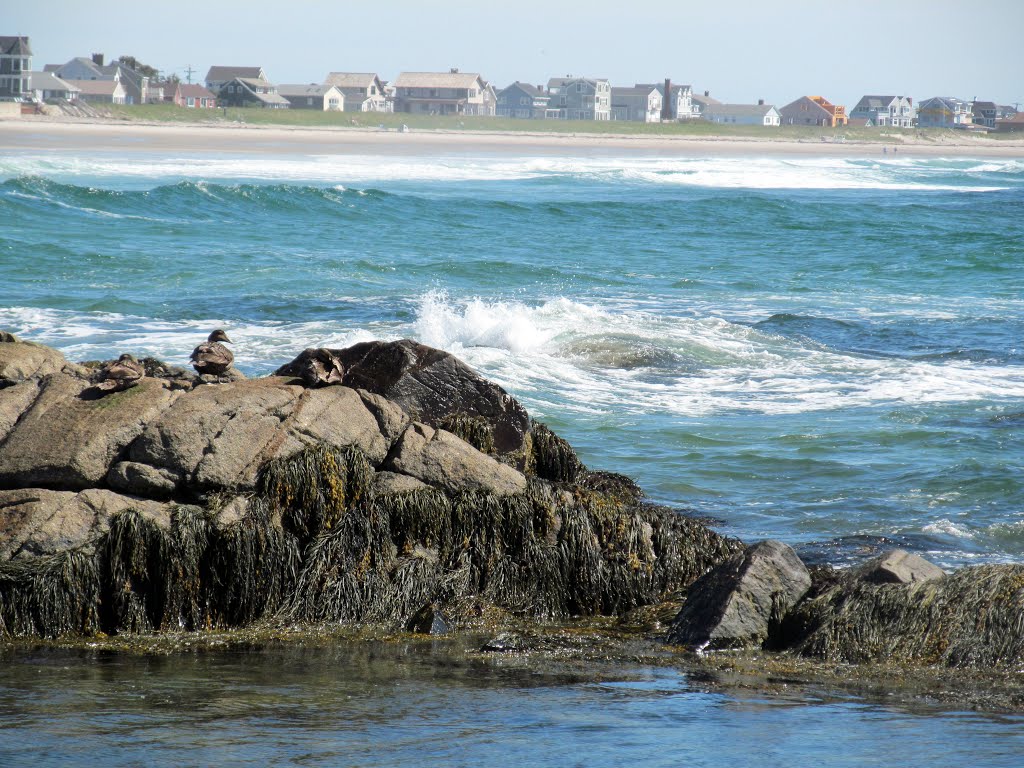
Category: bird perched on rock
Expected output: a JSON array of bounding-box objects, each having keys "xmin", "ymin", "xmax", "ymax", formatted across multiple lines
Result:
[
  {"xmin": 190, "ymin": 329, "xmax": 234, "ymax": 377},
  {"xmin": 95, "ymin": 353, "xmax": 145, "ymax": 392},
  {"xmin": 0, "ymin": 330, "xmax": 18, "ymax": 343},
  {"xmin": 298, "ymin": 347, "xmax": 345, "ymax": 388}
]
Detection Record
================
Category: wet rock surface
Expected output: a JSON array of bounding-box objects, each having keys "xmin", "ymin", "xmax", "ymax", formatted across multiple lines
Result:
[{"xmin": 667, "ymin": 539, "xmax": 811, "ymax": 650}]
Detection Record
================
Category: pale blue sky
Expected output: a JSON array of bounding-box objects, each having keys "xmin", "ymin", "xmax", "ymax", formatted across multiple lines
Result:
[{"xmin": 8, "ymin": 1, "xmax": 1023, "ymax": 108}]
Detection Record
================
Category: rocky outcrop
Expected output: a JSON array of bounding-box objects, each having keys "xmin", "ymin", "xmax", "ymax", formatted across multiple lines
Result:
[
  {"xmin": 667, "ymin": 540, "xmax": 811, "ymax": 650},
  {"xmin": 0, "ymin": 339, "xmax": 740, "ymax": 640},
  {"xmin": 384, "ymin": 422, "xmax": 527, "ymax": 496},
  {"xmin": 0, "ymin": 338, "xmax": 84, "ymax": 387},
  {"xmin": 777, "ymin": 556, "xmax": 1024, "ymax": 667},
  {"xmin": 277, "ymin": 339, "xmax": 531, "ymax": 462}
]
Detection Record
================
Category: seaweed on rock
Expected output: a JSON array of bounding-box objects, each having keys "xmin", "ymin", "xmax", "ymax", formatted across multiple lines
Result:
[
  {"xmin": 780, "ymin": 565, "xmax": 1024, "ymax": 667},
  {"xmin": 438, "ymin": 413, "xmax": 496, "ymax": 456},
  {"xmin": 0, "ymin": 549, "xmax": 101, "ymax": 638},
  {"xmin": 528, "ymin": 421, "xmax": 587, "ymax": 484},
  {"xmin": 0, "ymin": 442, "xmax": 737, "ymax": 639}
]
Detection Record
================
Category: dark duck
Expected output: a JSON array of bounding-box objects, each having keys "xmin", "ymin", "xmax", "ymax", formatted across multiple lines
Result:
[
  {"xmin": 190, "ymin": 329, "xmax": 234, "ymax": 377},
  {"xmin": 95, "ymin": 353, "xmax": 145, "ymax": 392}
]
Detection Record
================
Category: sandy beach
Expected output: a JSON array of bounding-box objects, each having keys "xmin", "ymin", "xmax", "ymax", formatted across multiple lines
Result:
[{"xmin": 2, "ymin": 116, "xmax": 1023, "ymax": 158}]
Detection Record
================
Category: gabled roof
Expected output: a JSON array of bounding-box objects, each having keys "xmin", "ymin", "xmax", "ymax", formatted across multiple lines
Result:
[
  {"xmin": 612, "ymin": 86, "xmax": 660, "ymax": 98},
  {"xmin": 854, "ymin": 95, "xmax": 899, "ymax": 110},
  {"xmin": 324, "ymin": 72, "xmax": 381, "ymax": 89},
  {"xmin": 64, "ymin": 79, "xmax": 122, "ymax": 96},
  {"xmin": 499, "ymin": 81, "xmax": 546, "ymax": 98},
  {"xmin": 206, "ymin": 65, "xmax": 265, "ymax": 82},
  {"xmin": 703, "ymin": 103, "xmax": 778, "ymax": 117},
  {"xmin": 278, "ymin": 83, "xmax": 338, "ymax": 97},
  {"xmin": 395, "ymin": 71, "xmax": 484, "ymax": 88},
  {"xmin": 28, "ymin": 71, "xmax": 80, "ymax": 93},
  {"xmin": 547, "ymin": 76, "xmax": 608, "ymax": 89},
  {"xmin": 0, "ymin": 36, "xmax": 31, "ymax": 56},
  {"xmin": 179, "ymin": 83, "xmax": 215, "ymax": 98},
  {"xmin": 691, "ymin": 93, "xmax": 722, "ymax": 106}
]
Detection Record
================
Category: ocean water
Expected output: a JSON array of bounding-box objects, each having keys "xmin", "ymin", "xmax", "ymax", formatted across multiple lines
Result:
[{"xmin": 2, "ymin": 146, "xmax": 1024, "ymax": 759}]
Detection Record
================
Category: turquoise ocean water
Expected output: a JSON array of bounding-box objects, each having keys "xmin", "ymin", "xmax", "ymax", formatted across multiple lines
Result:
[{"xmin": 1, "ymin": 147, "xmax": 1023, "ymax": 763}]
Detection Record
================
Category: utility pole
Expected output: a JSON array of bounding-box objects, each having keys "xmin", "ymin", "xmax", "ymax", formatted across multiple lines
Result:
[{"xmin": 184, "ymin": 65, "xmax": 195, "ymax": 84}]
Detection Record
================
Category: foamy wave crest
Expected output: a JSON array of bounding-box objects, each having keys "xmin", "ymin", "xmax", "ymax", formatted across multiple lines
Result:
[
  {"xmin": 405, "ymin": 294, "xmax": 1024, "ymax": 417},
  {"xmin": 1, "ymin": 154, "xmax": 1017, "ymax": 192},
  {"xmin": 6, "ymin": 297, "xmax": 1024, "ymax": 418}
]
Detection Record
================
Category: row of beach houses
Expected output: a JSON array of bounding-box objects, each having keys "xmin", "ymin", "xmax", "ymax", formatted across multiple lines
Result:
[{"xmin": 3, "ymin": 36, "xmax": 1022, "ymax": 131}]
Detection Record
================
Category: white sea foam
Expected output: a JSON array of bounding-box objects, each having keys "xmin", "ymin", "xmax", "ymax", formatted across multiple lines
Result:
[
  {"xmin": 5, "ymin": 295, "xmax": 1024, "ymax": 418},
  {"xmin": 0, "ymin": 153, "xmax": 1017, "ymax": 192}
]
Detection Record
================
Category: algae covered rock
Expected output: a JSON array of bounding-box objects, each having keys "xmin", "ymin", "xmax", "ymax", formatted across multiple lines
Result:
[
  {"xmin": 126, "ymin": 377, "xmax": 394, "ymax": 496},
  {"xmin": 779, "ymin": 562, "xmax": 1024, "ymax": 668},
  {"xmin": 0, "ymin": 487, "xmax": 171, "ymax": 560},
  {"xmin": 667, "ymin": 539, "xmax": 811, "ymax": 650}
]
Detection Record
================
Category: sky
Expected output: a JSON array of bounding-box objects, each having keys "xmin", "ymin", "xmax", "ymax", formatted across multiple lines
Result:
[{"xmin": 7, "ymin": 1, "xmax": 1023, "ymax": 109}]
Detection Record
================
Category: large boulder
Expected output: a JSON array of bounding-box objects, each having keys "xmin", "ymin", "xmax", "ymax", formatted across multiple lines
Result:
[
  {"xmin": 667, "ymin": 539, "xmax": 811, "ymax": 650},
  {"xmin": 384, "ymin": 422, "xmax": 528, "ymax": 496},
  {"xmin": 0, "ymin": 373, "xmax": 179, "ymax": 491},
  {"xmin": 127, "ymin": 377, "xmax": 403, "ymax": 496},
  {"xmin": 0, "ymin": 487, "xmax": 172, "ymax": 560},
  {"xmin": 277, "ymin": 340, "xmax": 531, "ymax": 461},
  {"xmin": 0, "ymin": 339, "xmax": 83, "ymax": 386}
]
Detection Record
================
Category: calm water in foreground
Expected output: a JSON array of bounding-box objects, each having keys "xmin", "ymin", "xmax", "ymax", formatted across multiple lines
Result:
[{"xmin": 1, "ymin": 147, "xmax": 1023, "ymax": 762}]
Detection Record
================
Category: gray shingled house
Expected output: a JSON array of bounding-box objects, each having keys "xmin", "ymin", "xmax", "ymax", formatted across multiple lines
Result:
[
  {"xmin": 545, "ymin": 76, "xmax": 611, "ymax": 120},
  {"xmin": 496, "ymin": 82, "xmax": 549, "ymax": 118},
  {"xmin": 278, "ymin": 83, "xmax": 344, "ymax": 111},
  {"xmin": 0, "ymin": 36, "xmax": 31, "ymax": 100}
]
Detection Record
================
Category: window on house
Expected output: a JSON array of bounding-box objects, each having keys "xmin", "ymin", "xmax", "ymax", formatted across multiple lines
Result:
[
  {"xmin": 576, "ymin": 82, "xmax": 583, "ymax": 93},
  {"xmin": 308, "ymin": 97, "xmax": 314, "ymax": 106}
]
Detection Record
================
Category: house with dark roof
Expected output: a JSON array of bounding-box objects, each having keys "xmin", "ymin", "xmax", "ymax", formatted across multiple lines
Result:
[
  {"xmin": 996, "ymin": 112, "xmax": 1024, "ymax": 132},
  {"xmin": 690, "ymin": 90, "xmax": 722, "ymax": 117},
  {"xmin": 916, "ymin": 96, "xmax": 972, "ymax": 128},
  {"xmin": 393, "ymin": 70, "xmax": 494, "ymax": 115},
  {"xmin": 28, "ymin": 71, "xmax": 80, "ymax": 102},
  {"xmin": 0, "ymin": 36, "xmax": 32, "ymax": 100},
  {"xmin": 779, "ymin": 95, "xmax": 847, "ymax": 127},
  {"xmin": 610, "ymin": 85, "xmax": 662, "ymax": 122},
  {"xmin": 496, "ymin": 82, "xmax": 549, "ymax": 119},
  {"xmin": 701, "ymin": 101, "xmax": 781, "ymax": 126},
  {"xmin": 971, "ymin": 101, "xmax": 998, "ymax": 129},
  {"xmin": 849, "ymin": 95, "xmax": 916, "ymax": 127},
  {"xmin": 278, "ymin": 83, "xmax": 344, "ymax": 111},
  {"xmin": 205, "ymin": 66, "xmax": 267, "ymax": 93},
  {"xmin": 544, "ymin": 76, "xmax": 611, "ymax": 120},
  {"xmin": 323, "ymin": 72, "xmax": 390, "ymax": 112},
  {"xmin": 218, "ymin": 76, "xmax": 289, "ymax": 108}
]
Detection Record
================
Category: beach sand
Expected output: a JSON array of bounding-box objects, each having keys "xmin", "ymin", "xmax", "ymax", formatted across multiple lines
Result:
[{"xmin": 2, "ymin": 116, "xmax": 1023, "ymax": 159}]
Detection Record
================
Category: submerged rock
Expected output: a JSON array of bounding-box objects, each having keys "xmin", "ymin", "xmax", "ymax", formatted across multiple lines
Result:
[{"xmin": 667, "ymin": 540, "xmax": 811, "ymax": 651}]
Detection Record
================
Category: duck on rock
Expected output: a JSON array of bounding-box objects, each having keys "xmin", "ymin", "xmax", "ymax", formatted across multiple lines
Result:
[
  {"xmin": 190, "ymin": 329, "xmax": 235, "ymax": 378},
  {"xmin": 95, "ymin": 353, "xmax": 146, "ymax": 392}
]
